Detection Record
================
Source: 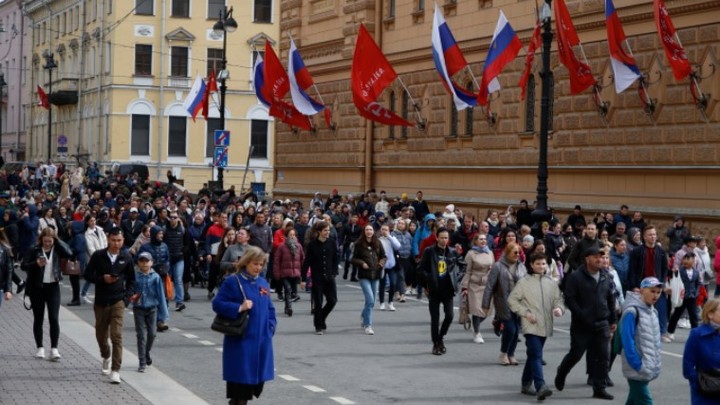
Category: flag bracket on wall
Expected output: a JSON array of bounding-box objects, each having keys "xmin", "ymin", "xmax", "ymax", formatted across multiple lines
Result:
[
  {"xmin": 637, "ymin": 76, "xmax": 657, "ymax": 118},
  {"xmin": 591, "ymin": 83, "xmax": 610, "ymax": 126},
  {"xmin": 689, "ymin": 65, "xmax": 714, "ymax": 122}
]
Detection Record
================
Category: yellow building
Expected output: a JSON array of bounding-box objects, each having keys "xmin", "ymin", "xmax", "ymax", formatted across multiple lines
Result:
[{"xmin": 25, "ymin": 0, "xmax": 278, "ymax": 193}]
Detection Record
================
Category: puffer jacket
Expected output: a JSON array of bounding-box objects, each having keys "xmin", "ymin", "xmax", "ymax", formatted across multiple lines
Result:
[
  {"xmin": 508, "ymin": 273, "xmax": 565, "ymax": 337},
  {"xmin": 391, "ymin": 229, "xmax": 413, "ymax": 259},
  {"xmin": 621, "ymin": 292, "xmax": 662, "ymax": 382},
  {"xmin": 273, "ymin": 241, "xmax": 304, "ymax": 280},
  {"xmin": 482, "ymin": 256, "xmax": 527, "ymax": 320}
]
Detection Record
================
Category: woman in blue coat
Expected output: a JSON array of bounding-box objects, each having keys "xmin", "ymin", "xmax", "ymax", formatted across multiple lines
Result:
[
  {"xmin": 683, "ymin": 297, "xmax": 720, "ymax": 405},
  {"xmin": 213, "ymin": 246, "xmax": 276, "ymax": 405}
]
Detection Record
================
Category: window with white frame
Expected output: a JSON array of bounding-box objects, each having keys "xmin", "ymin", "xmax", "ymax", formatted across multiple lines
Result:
[
  {"xmin": 172, "ymin": 0, "xmax": 190, "ymax": 17},
  {"xmin": 131, "ymin": 114, "xmax": 150, "ymax": 156},
  {"xmin": 208, "ymin": 0, "xmax": 225, "ymax": 19},
  {"xmin": 135, "ymin": 44, "xmax": 152, "ymax": 76},
  {"xmin": 170, "ymin": 46, "xmax": 188, "ymax": 77},
  {"xmin": 136, "ymin": 0, "xmax": 153, "ymax": 15},
  {"xmin": 250, "ymin": 119, "xmax": 268, "ymax": 158},
  {"xmin": 254, "ymin": 0, "xmax": 272, "ymax": 23},
  {"xmin": 168, "ymin": 116, "xmax": 187, "ymax": 156}
]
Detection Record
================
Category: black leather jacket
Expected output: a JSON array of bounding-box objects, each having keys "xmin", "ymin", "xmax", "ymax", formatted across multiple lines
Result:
[
  {"xmin": 419, "ymin": 244, "xmax": 461, "ymax": 296},
  {"xmin": 21, "ymin": 239, "xmax": 74, "ymax": 293}
]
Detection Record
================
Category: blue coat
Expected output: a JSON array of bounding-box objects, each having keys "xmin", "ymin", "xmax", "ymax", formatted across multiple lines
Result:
[
  {"xmin": 213, "ymin": 272, "xmax": 276, "ymax": 385},
  {"xmin": 683, "ymin": 323, "xmax": 720, "ymax": 405}
]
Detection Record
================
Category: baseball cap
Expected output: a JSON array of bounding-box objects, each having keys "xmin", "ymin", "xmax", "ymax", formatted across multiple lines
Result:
[
  {"xmin": 137, "ymin": 252, "xmax": 153, "ymax": 261},
  {"xmin": 640, "ymin": 277, "xmax": 663, "ymax": 289},
  {"xmin": 582, "ymin": 246, "xmax": 601, "ymax": 258},
  {"xmin": 129, "ymin": 207, "xmax": 138, "ymax": 213}
]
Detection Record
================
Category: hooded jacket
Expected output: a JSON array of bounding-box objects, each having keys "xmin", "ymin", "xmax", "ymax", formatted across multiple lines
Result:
[
  {"xmin": 17, "ymin": 205, "xmax": 39, "ymax": 255},
  {"xmin": 68, "ymin": 221, "xmax": 87, "ymax": 259},
  {"xmin": 412, "ymin": 214, "xmax": 436, "ymax": 257},
  {"xmin": 508, "ymin": 272, "xmax": 565, "ymax": 337},
  {"xmin": 620, "ymin": 291, "xmax": 662, "ymax": 382},
  {"xmin": 137, "ymin": 226, "xmax": 170, "ymax": 275}
]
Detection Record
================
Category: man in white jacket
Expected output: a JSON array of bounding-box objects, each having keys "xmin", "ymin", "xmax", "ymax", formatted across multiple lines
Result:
[{"xmin": 378, "ymin": 225, "xmax": 401, "ymax": 311}]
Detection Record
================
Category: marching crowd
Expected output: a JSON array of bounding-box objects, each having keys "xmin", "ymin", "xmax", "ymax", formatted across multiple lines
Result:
[{"xmin": 0, "ymin": 162, "xmax": 719, "ymax": 404}]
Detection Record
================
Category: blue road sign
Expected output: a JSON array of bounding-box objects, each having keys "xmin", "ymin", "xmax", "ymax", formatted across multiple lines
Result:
[
  {"xmin": 214, "ymin": 130, "xmax": 230, "ymax": 147},
  {"xmin": 214, "ymin": 146, "xmax": 228, "ymax": 168}
]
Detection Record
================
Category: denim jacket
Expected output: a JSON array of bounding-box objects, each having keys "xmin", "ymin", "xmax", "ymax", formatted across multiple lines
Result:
[{"xmin": 133, "ymin": 269, "xmax": 169, "ymax": 321}]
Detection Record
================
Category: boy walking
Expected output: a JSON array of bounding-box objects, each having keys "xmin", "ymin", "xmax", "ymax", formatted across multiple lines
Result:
[
  {"xmin": 133, "ymin": 252, "xmax": 168, "ymax": 372},
  {"xmin": 620, "ymin": 277, "xmax": 663, "ymax": 404},
  {"xmin": 667, "ymin": 252, "xmax": 701, "ymax": 340}
]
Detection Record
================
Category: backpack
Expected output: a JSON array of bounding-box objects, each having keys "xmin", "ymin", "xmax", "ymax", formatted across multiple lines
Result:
[{"xmin": 612, "ymin": 307, "xmax": 640, "ymax": 355}]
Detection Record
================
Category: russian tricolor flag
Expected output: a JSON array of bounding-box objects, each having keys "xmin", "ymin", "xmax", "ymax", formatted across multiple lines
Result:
[
  {"xmin": 288, "ymin": 37, "xmax": 325, "ymax": 116},
  {"xmin": 605, "ymin": 0, "xmax": 641, "ymax": 93},
  {"xmin": 183, "ymin": 75, "xmax": 207, "ymax": 121},
  {"xmin": 478, "ymin": 11, "xmax": 522, "ymax": 106},
  {"xmin": 252, "ymin": 53, "xmax": 270, "ymax": 107},
  {"xmin": 431, "ymin": 4, "xmax": 477, "ymax": 111}
]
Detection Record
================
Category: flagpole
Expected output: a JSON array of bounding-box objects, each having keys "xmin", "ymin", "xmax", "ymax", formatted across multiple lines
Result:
[
  {"xmin": 623, "ymin": 39, "xmax": 654, "ymax": 108},
  {"xmin": 396, "ymin": 77, "xmax": 425, "ymax": 128},
  {"xmin": 673, "ymin": 32, "xmax": 705, "ymax": 102}
]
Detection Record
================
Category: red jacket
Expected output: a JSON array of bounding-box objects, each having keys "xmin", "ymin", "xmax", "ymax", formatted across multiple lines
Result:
[{"xmin": 273, "ymin": 242, "xmax": 305, "ymax": 280}]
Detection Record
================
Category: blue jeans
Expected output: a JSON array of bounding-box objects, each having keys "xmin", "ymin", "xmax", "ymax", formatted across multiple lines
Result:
[
  {"xmin": 171, "ymin": 259, "xmax": 184, "ymax": 305},
  {"xmin": 522, "ymin": 334, "xmax": 547, "ymax": 390},
  {"xmin": 656, "ymin": 293, "xmax": 668, "ymax": 334},
  {"xmin": 134, "ymin": 307, "xmax": 157, "ymax": 367},
  {"xmin": 379, "ymin": 268, "xmax": 400, "ymax": 303},
  {"xmin": 501, "ymin": 313, "xmax": 520, "ymax": 357},
  {"xmin": 359, "ymin": 278, "xmax": 379, "ymax": 327},
  {"xmin": 626, "ymin": 379, "xmax": 652, "ymax": 404}
]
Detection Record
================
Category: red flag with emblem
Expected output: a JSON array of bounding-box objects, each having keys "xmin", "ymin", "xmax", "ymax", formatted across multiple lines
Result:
[
  {"xmin": 555, "ymin": 0, "xmax": 596, "ymax": 94},
  {"xmin": 519, "ymin": 17, "xmax": 542, "ymax": 100},
  {"xmin": 37, "ymin": 86, "xmax": 50, "ymax": 110},
  {"xmin": 654, "ymin": 0, "xmax": 691, "ymax": 81}
]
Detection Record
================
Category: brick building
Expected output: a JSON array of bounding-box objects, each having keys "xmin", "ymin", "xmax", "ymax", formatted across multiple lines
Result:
[{"xmin": 274, "ymin": 0, "xmax": 720, "ymax": 243}]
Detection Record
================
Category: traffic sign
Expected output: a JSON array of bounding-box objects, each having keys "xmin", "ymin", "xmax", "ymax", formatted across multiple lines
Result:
[
  {"xmin": 214, "ymin": 146, "xmax": 228, "ymax": 168},
  {"xmin": 58, "ymin": 135, "xmax": 68, "ymax": 146},
  {"xmin": 214, "ymin": 130, "xmax": 230, "ymax": 147}
]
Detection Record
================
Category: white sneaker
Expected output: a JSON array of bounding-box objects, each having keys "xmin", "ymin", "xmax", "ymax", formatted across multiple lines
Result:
[
  {"xmin": 473, "ymin": 333, "xmax": 485, "ymax": 344},
  {"xmin": 667, "ymin": 333, "xmax": 675, "ymax": 341},
  {"xmin": 364, "ymin": 326, "xmax": 375, "ymax": 335},
  {"xmin": 50, "ymin": 348, "xmax": 61, "ymax": 361},
  {"xmin": 35, "ymin": 347, "xmax": 45, "ymax": 359},
  {"xmin": 101, "ymin": 357, "xmax": 111, "ymax": 375},
  {"xmin": 379, "ymin": 303, "xmax": 387, "ymax": 311},
  {"xmin": 678, "ymin": 318, "xmax": 690, "ymax": 329},
  {"xmin": 388, "ymin": 303, "xmax": 396, "ymax": 311},
  {"xmin": 661, "ymin": 334, "xmax": 673, "ymax": 343},
  {"xmin": 109, "ymin": 371, "xmax": 121, "ymax": 384},
  {"xmin": 81, "ymin": 294, "xmax": 93, "ymax": 304}
]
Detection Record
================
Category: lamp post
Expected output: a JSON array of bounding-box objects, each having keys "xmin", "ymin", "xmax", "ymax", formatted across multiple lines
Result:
[
  {"xmin": 531, "ymin": 0, "xmax": 553, "ymax": 228},
  {"xmin": 43, "ymin": 52, "xmax": 57, "ymax": 162},
  {"xmin": 212, "ymin": 6, "xmax": 237, "ymax": 192},
  {"xmin": 0, "ymin": 73, "xmax": 6, "ymax": 157}
]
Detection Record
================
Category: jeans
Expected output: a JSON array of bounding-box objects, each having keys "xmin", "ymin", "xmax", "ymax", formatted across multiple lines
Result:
[
  {"xmin": 626, "ymin": 379, "xmax": 653, "ymax": 404},
  {"xmin": 379, "ymin": 267, "xmax": 402, "ymax": 303},
  {"xmin": 472, "ymin": 315, "xmax": 486, "ymax": 334},
  {"xmin": 429, "ymin": 294, "xmax": 454, "ymax": 344},
  {"xmin": 668, "ymin": 297, "xmax": 699, "ymax": 333},
  {"xmin": 158, "ymin": 274, "xmax": 169, "ymax": 322},
  {"xmin": 501, "ymin": 314, "xmax": 520, "ymax": 357},
  {"xmin": 30, "ymin": 282, "xmax": 61, "ymax": 348},
  {"xmin": 395, "ymin": 257, "xmax": 411, "ymax": 293},
  {"xmin": 557, "ymin": 327, "xmax": 611, "ymax": 390},
  {"xmin": 311, "ymin": 277, "xmax": 337, "ymax": 331},
  {"xmin": 171, "ymin": 259, "xmax": 185, "ymax": 305},
  {"xmin": 133, "ymin": 306, "xmax": 157, "ymax": 367},
  {"xmin": 655, "ymin": 294, "xmax": 668, "ymax": 334},
  {"xmin": 94, "ymin": 300, "xmax": 126, "ymax": 372},
  {"xmin": 359, "ymin": 278, "xmax": 379, "ymax": 327},
  {"xmin": 522, "ymin": 334, "xmax": 547, "ymax": 391}
]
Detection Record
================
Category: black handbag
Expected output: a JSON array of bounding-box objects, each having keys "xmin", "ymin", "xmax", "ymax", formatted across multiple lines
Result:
[
  {"xmin": 697, "ymin": 368, "xmax": 720, "ymax": 398},
  {"xmin": 211, "ymin": 275, "xmax": 249, "ymax": 336}
]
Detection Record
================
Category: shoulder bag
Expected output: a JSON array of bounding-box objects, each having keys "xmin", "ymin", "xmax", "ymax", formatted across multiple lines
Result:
[
  {"xmin": 697, "ymin": 368, "xmax": 720, "ymax": 398},
  {"xmin": 211, "ymin": 275, "xmax": 249, "ymax": 337}
]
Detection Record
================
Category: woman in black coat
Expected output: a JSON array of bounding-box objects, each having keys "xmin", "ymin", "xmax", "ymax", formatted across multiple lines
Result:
[{"xmin": 21, "ymin": 228, "xmax": 73, "ymax": 360}]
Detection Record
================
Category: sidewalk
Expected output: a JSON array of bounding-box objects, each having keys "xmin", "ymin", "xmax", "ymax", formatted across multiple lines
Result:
[{"xmin": 0, "ymin": 294, "xmax": 209, "ymax": 405}]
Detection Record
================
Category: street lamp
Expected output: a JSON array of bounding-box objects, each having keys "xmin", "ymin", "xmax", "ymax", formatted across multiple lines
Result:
[
  {"xmin": 531, "ymin": 0, "xmax": 553, "ymax": 228},
  {"xmin": 212, "ymin": 6, "xmax": 237, "ymax": 191},
  {"xmin": 43, "ymin": 52, "xmax": 57, "ymax": 162},
  {"xmin": 0, "ymin": 73, "xmax": 6, "ymax": 157}
]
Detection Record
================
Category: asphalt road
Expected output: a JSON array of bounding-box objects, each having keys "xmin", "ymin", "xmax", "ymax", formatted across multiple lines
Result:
[{"xmin": 60, "ymin": 276, "xmax": 694, "ymax": 405}]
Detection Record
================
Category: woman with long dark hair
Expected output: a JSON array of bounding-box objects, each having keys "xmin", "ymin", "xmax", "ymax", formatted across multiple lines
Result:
[
  {"xmin": 351, "ymin": 224, "xmax": 387, "ymax": 335},
  {"xmin": 273, "ymin": 228, "xmax": 304, "ymax": 316}
]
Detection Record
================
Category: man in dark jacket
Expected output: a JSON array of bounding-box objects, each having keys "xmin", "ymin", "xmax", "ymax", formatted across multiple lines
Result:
[
  {"xmin": 555, "ymin": 246, "xmax": 617, "ymax": 400},
  {"xmin": 627, "ymin": 225, "xmax": 670, "ymax": 338},
  {"xmin": 84, "ymin": 227, "xmax": 135, "ymax": 384},
  {"xmin": 120, "ymin": 207, "xmax": 144, "ymax": 248},
  {"xmin": 419, "ymin": 228, "xmax": 460, "ymax": 356},
  {"xmin": 164, "ymin": 212, "xmax": 186, "ymax": 311},
  {"xmin": 565, "ymin": 223, "xmax": 602, "ymax": 276},
  {"xmin": 301, "ymin": 221, "xmax": 338, "ymax": 335},
  {"xmin": 665, "ymin": 215, "xmax": 689, "ymax": 255}
]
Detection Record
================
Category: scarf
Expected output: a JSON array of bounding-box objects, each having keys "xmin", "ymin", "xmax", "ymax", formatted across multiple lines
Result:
[
  {"xmin": 471, "ymin": 245, "xmax": 491, "ymax": 254},
  {"xmin": 285, "ymin": 238, "xmax": 298, "ymax": 257}
]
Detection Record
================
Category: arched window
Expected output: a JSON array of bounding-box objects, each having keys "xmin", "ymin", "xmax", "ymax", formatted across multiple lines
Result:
[{"xmin": 449, "ymin": 98, "xmax": 458, "ymax": 137}]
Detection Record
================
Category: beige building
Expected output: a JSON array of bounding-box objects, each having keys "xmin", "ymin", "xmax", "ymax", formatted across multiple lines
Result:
[
  {"xmin": 24, "ymin": 0, "xmax": 279, "ymax": 192},
  {"xmin": 275, "ymin": 0, "xmax": 720, "ymax": 240}
]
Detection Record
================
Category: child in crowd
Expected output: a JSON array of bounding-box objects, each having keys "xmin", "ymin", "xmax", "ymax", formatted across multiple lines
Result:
[
  {"xmin": 620, "ymin": 277, "xmax": 663, "ymax": 404},
  {"xmin": 132, "ymin": 252, "xmax": 168, "ymax": 372},
  {"xmin": 508, "ymin": 253, "xmax": 564, "ymax": 401},
  {"xmin": 667, "ymin": 253, "xmax": 700, "ymax": 341}
]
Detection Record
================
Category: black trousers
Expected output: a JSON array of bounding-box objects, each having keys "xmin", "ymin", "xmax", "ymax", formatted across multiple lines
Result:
[
  {"xmin": 281, "ymin": 277, "xmax": 298, "ymax": 310},
  {"xmin": 558, "ymin": 327, "xmax": 611, "ymax": 390},
  {"xmin": 30, "ymin": 282, "xmax": 61, "ymax": 349},
  {"xmin": 311, "ymin": 277, "xmax": 337, "ymax": 330},
  {"xmin": 429, "ymin": 294, "xmax": 454, "ymax": 344}
]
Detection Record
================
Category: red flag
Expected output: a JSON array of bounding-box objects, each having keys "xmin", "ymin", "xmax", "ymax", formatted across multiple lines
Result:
[
  {"xmin": 207, "ymin": 70, "xmax": 218, "ymax": 93},
  {"xmin": 263, "ymin": 42, "xmax": 290, "ymax": 102},
  {"xmin": 269, "ymin": 99, "xmax": 313, "ymax": 131},
  {"xmin": 654, "ymin": 0, "xmax": 691, "ymax": 81},
  {"xmin": 37, "ymin": 85, "xmax": 50, "ymax": 110},
  {"xmin": 518, "ymin": 19, "xmax": 542, "ymax": 100},
  {"xmin": 555, "ymin": 0, "xmax": 596, "ymax": 94},
  {"xmin": 351, "ymin": 24, "xmax": 413, "ymax": 127},
  {"xmin": 324, "ymin": 108, "xmax": 332, "ymax": 129},
  {"xmin": 200, "ymin": 71, "xmax": 218, "ymax": 120}
]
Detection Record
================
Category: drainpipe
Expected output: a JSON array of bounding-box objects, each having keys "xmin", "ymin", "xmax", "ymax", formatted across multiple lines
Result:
[
  {"xmin": 20, "ymin": 4, "xmax": 35, "ymax": 160},
  {"xmin": 77, "ymin": 0, "xmax": 87, "ymax": 161},
  {"xmin": 97, "ymin": 0, "xmax": 105, "ymax": 159},
  {"xmin": 157, "ymin": 0, "xmax": 166, "ymax": 179}
]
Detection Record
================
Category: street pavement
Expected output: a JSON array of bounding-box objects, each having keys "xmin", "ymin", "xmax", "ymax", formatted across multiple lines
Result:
[{"xmin": 0, "ymin": 274, "xmax": 696, "ymax": 404}]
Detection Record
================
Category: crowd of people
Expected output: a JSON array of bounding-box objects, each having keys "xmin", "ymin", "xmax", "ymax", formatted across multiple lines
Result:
[{"xmin": 0, "ymin": 162, "xmax": 719, "ymax": 404}]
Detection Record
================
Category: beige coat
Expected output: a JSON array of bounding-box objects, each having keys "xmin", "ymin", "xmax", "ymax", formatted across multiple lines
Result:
[
  {"xmin": 461, "ymin": 249, "xmax": 495, "ymax": 317},
  {"xmin": 508, "ymin": 273, "xmax": 565, "ymax": 337}
]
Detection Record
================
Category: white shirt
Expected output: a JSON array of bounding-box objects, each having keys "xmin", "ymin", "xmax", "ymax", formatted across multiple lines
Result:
[{"xmin": 42, "ymin": 248, "xmax": 54, "ymax": 283}]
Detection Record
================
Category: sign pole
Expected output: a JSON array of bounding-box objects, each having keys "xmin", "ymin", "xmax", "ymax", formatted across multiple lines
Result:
[{"xmin": 240, "ymin": 145, "xmax": 254, "ymax": 195}]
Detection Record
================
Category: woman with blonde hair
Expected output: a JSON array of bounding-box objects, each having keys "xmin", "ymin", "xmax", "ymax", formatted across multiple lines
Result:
[
  {"xmin": 215, "ymin": 245, "xmax": 276, "ymax": 405},
  {"xmin": 461, "ymin": 233, "xmax": 495, "ymax": 343},
  {"xmin": 683, "ymin": 297, "xmax": 720, "ymax": 404}
]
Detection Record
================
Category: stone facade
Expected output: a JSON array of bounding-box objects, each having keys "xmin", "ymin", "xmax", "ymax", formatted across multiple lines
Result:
[{"xmin": 275, "ymin": 0, "xmax": 720, "ymax": 244}]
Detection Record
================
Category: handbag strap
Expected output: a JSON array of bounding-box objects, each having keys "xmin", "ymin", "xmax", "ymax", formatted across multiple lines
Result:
[{"xmin": 235, "ymin": 274, "xmax": 247, "ymax": 304}]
